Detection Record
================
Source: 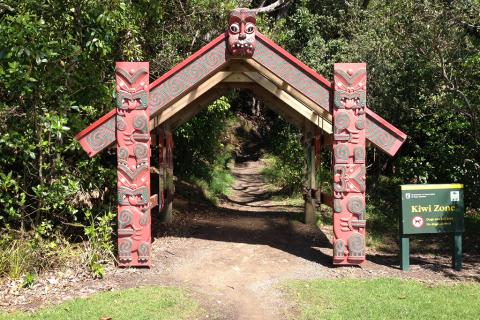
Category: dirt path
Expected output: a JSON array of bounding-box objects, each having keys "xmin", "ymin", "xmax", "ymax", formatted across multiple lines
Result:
[
  {"xmin": 1, "ymin": 159, "xmax": 479, "ymax": 318},
  {"xmin": 158, "ymin": 160, "xmax": 325, "ymax": 319}
]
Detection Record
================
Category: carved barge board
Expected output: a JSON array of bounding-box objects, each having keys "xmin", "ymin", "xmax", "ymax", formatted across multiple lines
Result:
[
  {"xmin": 253, "ymin": 33, "xmax": 331, "ymax": 111},
  {"xmin": 116, "ymin": 62, "xmax": 151, "ymax": 267},
  {"xmin": 75, "ymin": 34, "xmax": 228, "ymax": 157},
  {"xmin": 75, "ymin": 33, "xmax": 406, "ymax": 158}
]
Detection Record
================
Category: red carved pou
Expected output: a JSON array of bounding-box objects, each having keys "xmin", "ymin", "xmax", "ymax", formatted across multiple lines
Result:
[
  {"xmin": 332, "ymin": 63, "xmax": 367, "ymax": 265},
  {"xmin": 227, "ymin": 8, "xmax": 256, "ymax": 57},
  {"xmin": 115, "ymin": 62, "xmax": 151, "ymax": 267}
]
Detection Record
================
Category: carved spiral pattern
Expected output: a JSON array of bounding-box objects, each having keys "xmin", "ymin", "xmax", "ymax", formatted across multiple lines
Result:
[
  {"xmin": 85, "ymin": 118, "xmax": 115, "ymax": 152},
  {"xmin": 149, "ymin": 89, "xmax": 169, "ymax": 114},
  {"xmin": 253, "ymin": 40, "xmax": 330, "ymax": 109},
  {"xmin": 118, "ymin": 147, "xmax": 129, "ymax": 161},
  {"xmin": 134, "ymin": 143, "xmax": 148, "ymax": 159},
  {"xmin": 334, "ymin": 144, "xmax": 349, "ymax": 162},
  {"xmin": 347, "ymin": 196, "xmax": 365, "ymax": 215},
  {"xmin": 165, "ymin": 77, "xmax": 187, "ymax": 97},
  {"xmin": 348, "ymin": 233, "xmax": 364, "ymax": 252},
  {"xmin": 355, "ymin": 115, "xmax": 365, "ymax": 130},
  {"xmin": 118, "ymin": 209, "xmax": 133, "ymax": 229},
  {"xmin": 204, "ymin": 45, "xmax": 225, "ymax": 67},
  {"xmin": 187, "ymin": 62, "xmax": 208, "ymax": 81},
  {"xmin": 365, "ymin": 118, "xmax": 396, "ymax": 152},
  {"xmin": 149, "ymin": 43, "xmax": 226, "ymax": 114},
  {"xmin": 334, "ymin": 111, "xmax": 350, "ymax": 131},
  {"xmin": 118, "ymin": 238, "xmax": 133, "ymax": 258},
  {"xmin": 116, "ymin": 116, "xmax": 127, "ymax": 131},
  {"xmin": 376, "ymin": 134, "xmax": 395, "ymax": 149},
  {"xmin": 354, "ymin": 146, "xmax": 365, "ymax": 163},
  {"xmin": 133, "ymin": 115, "xmax": 148, "ymax": 133}
]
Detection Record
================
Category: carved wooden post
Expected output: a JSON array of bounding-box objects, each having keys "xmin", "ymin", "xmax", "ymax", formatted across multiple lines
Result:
[
  {"xmin": 116, "ymin": 62, "xmax": 151, "ymax": 267},
  {"xmin": 158, "ymin": 127, "xmax": 165, "ymax": 214},
  {"xmin": 314, "ymin": 127, "xmax": 322, "ymax": 204},
  {"xmin": 332, "ymin": 63, "xmax": 367, "ymax": 265},
  {"xmin": 304, "ymin": 125, "xmax": 317, "ymax": 225},
  {"xmin": 161, "ymin": 128, "xmax": 174, "ymax": 223}
]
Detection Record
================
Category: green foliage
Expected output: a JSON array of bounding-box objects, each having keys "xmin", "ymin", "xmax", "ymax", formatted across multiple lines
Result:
[
  {"xmin": 261, "ymin": 118, "xmax": 305, "ymax": 194},
  {"xmin": 21, "ymin": 272, "xmax": 35, "ymax": 288},
  {"xmin": 82, "ymin": 210, "xmax": 115, "ymax": 278},
  {"xmin": 284, "ymin": 278, "xmax": 480, "ymax": 320},
  {"xmin": 260, "ymin": 0, "xmax": 480, "ymax": 210},
  {"xmin": 0, "ymin": 229, "xmax": 79, "ymax": 279},
  {"xmin": 174, "ymin": 97, "xmax": 235, "ymax": 203},
  {"xmin": 0, "ymin": 286, "xmax": 201, "ymax": 320}
]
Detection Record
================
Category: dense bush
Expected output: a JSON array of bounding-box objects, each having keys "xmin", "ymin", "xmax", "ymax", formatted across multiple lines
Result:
[
  {"xmin": 0, "ymin": 0, "xmax": 238, "ymax": 277},
  {"xmin": 259, "ymin": 0, "xmax": 480, "ymax": 209}
]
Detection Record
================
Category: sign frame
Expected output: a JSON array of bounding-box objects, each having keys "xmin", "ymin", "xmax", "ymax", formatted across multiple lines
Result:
[{"xmin": 399, "ymin": 184, "xmax": 464, "ymax": 271}]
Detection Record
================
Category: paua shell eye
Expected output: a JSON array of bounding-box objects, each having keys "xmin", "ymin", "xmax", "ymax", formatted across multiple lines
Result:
[
  {"xmin": 245, "ymin": 23, "xmax": 255, "ymax": 34},
  {"xmin": 229, "ymin": 23, "xmax": 240, "ymax": 33}
]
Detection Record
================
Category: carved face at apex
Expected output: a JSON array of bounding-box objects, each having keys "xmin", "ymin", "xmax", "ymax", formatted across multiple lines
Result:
[{"xmin": 227, "ymin": 8, "xmax": 256, "ymax": 57}]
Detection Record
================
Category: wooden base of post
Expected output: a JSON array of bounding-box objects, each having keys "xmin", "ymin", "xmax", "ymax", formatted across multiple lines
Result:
[
  {"xmin": 160, "ymin": 194, "xmax": 173, "ymax": 223},
  {"xmin": 304, "ymin": 198, "xmax": 316, "ymax": 225},
  {"xmin": 453, "ymin": 232, "xmax": 462, "ymax": 271},
  {"xmin": 400, "ymin": 235, "xmax": 410, "ymax": 271}
]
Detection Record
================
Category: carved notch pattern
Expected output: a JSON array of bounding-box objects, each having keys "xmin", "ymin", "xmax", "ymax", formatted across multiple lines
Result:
[
  {"xmin": 116, "ymin": 62, "xmax": 151, "ymax": 266},
  {"xmin": 332, "ymin": 64, "xmax": 366, "ymax": 265}
]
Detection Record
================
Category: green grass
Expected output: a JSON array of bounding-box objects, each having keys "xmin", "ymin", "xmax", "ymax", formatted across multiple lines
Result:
[
  {"xmin": 0, "ymin": 286, "xmax": 201, "ymax": 320},
  {"xmin": 284, "ymin": 278, "xmax": 480, "ymax": 320}
]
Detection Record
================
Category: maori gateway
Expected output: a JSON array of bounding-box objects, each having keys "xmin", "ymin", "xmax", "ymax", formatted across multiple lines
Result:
[
  {"xmin": 75, "ymin": 8, "xmax": 406, "ymax": 268},
  {"xmin": 332, "ymin": 64, "xmax": 367, "ymax": 264},
  {"xmin": 115, "ymin": 62, "xmax": 151, "ymax": 267}
]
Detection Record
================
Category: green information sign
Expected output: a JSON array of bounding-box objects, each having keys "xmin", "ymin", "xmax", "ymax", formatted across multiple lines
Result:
[
  {"xmin": 401, "ymin": 184, "xmax": 464, "ymax": 234},
  {"xmin": 399, "ymin": 184, "xmax": 464, "ymax": 271}
]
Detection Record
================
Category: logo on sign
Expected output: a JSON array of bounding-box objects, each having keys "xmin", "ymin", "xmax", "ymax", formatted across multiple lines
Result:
[
  {"xmin": 412, "ymin": 216, "xmax": 424, "ymax": 228},
  {"xmin": 405, "ymin": 193, "xmax": 411, "ymax": 199},
  {"xmin": 450, "ymin": 191, "xmax": 460, "ymax": 202}
]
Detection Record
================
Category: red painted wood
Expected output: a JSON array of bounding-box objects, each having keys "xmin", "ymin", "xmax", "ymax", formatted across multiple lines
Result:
[
  {"xmin": 116, "ymin": 62, "xmax": 151, "ymax": 267},
  {"xmin": 227, "ymin": 8, "xmax": 256, "ymax": 57},
  {"xmin": 76, "ymin": 32, "xmax": 406, "ymax": 158},
  {"xmin": 365, "ymin": 108, "xmax": 406, "ymax": 139},
  {"xmin": 75, "ymin": 109, "xmax": 116, "ymax": 141},
  {"xmin": 253, "ymin": 36, "xmax": 330, "ymax": 109},
  {"xmin": 148, "ymin": 33, "xmax": 227, "ymax": 91},
  {"xmin": 256, "ymin": 32, "xmax": 331, "ymax": 88},
  {"xmin": 332, "ymin": 63, "xmax": 367, "ymax": 265},
  {"xmin": 75, "ymin": 109, "xmax": 117, "ymax": 157}
]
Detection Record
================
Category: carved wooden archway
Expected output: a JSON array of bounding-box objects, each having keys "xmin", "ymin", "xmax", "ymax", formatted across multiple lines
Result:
[{"xmin": 76, "ymin": 8, "xmax": 406, "ymax": 267}]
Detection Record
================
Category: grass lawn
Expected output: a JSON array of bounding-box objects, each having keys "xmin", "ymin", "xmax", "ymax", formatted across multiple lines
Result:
[
  {"xmin": 0, "ymin": 286, "xmax": 201, "ymax": 320},
  {"xmin": 284, "ymin": 278, "xmax": 480, "ymax": 320}
]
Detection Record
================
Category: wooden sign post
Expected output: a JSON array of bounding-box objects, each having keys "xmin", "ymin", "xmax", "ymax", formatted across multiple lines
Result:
[{"xmin": 400, "ymin": 184, "xmax": 464, "ymax": 271}]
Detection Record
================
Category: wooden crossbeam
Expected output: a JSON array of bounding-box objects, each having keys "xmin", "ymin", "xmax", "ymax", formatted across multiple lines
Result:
[
  {"xmin": 150, "ymin": 71, "xmax": 232, "ymax": 129},
  {"xmin": 164, "ymin": 88, "xmax": 229, "ymax": 129},
  {"xmin": 243, "ymin": 71, "xmax": 332, "ymax": 133},
  {"xmin": 244, "ymin": 58, "xmax": 332, "ymax": 122},
  {"xmin": 247, "ymin": 85, "xmax": 307, "ymax": 130}
]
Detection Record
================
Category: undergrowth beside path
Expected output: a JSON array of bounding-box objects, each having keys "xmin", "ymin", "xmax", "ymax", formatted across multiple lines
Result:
[{"xmin": 284, "ymin": 278, "xmax": 480, "ymax": 320}]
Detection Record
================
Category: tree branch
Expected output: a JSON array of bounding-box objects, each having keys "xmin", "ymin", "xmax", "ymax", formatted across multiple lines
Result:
[{"xmin": 252, "ymin": 0, "xmax": 292, "ymax": 13}]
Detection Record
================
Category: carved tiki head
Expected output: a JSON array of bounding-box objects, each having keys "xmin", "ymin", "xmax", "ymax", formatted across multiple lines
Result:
[{"xmin": 227, "ymin": 8, "xmax": 256, "ymax": 57}]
